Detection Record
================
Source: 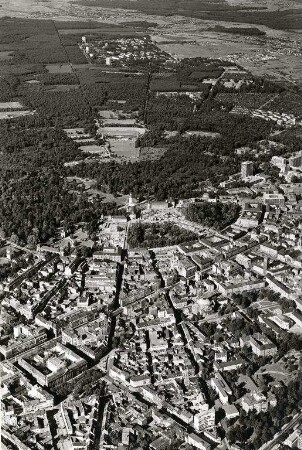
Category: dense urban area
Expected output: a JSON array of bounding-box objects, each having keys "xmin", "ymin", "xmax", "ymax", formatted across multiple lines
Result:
[{"xmin": 0, "ymin": 8, "xmax": 301, "ymax": 450}]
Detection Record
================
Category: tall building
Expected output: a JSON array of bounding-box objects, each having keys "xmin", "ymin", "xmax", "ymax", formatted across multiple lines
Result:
[
  {"xmin": 193, "ymin": 408, "xmax": 215, "ymax": 432},
  {"xmin": 241, "ymin": 161, "xmax": 254, "ymax": 179},
  {"xmin": 289, "ymin": 151, "xmax": 302, "ymax": 169}
]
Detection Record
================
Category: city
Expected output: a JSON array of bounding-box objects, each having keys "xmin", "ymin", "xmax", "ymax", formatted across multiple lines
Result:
[{"xmin": 0, "ymin": 2, "xmax": 302, "ymax": 450}]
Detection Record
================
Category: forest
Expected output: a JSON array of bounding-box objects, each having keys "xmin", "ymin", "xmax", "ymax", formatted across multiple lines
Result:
[
  {"xmin": 0, "ymin": 17, "xmax": 300, "ymax": 246},
  {"xmin": 74, "ymin": 0, "xmax": 302, "ymax": 30},
  {"xmin": 65, "ymin": 107, "xmax": 273, "ymax": 200},
  {"xmin": 185, "ymin": 202, "xmax": 241, "ymax": 230},
  {"xmin": 0, "ymin": 117, "xmax": 117, "ymax": 244},
  {"xmin": 128, "ymin": 222, "xmax": 197, "ymax": 248},
  {"xmin": 207, "ymin": 25, "xmax": 266, "ymax": 36},
  {"xmin": 0, "ymin": 170, "xmax": 118, "ymax": 245}
]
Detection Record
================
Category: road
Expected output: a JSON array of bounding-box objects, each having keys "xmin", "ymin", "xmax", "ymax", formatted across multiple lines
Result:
[{"xmin": 258, "ymin": 92, "xmax": 280, "ymax": 110}]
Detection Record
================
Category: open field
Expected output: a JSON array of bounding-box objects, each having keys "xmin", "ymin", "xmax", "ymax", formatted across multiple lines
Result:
[
  {"xmin": 0, "ymin": 51, "xmax": 13, "ymax": 61},
  {"xmin": 225, "ymin": 0, "xmax": 301, "ymax": 11},
  {"xmin": 0, "ymin": 110, "xmax": 35, "ymax": 120},
  {"xmin": 0, "ymin": 0, "xmax": 300, "ymax": 82},
  {"xmin": 102, "ymin": 126, "xmax": 145, "ymax": 138},
  {"xmin": 0, "ymin": 102, "xmax": 24, "ymax": 110},
  {"xmin": 79, "ymin": 144, "xmax": 109, "ymax": 154},
  {"xmin": 184, "ymin": 131, "xmax": 221, "ymax": 138},
  {"xmin": 152, "ymin": 22, "xmax": 301, "ymax": 83},
  {"xmin": 66, "ymin": 176, "xmax": 128, "ymax": 204},
  {"xmin": 109, "ymin": 139, "xmax": 140, "ymax": 162},
  {"xmin": 45, "ymin": 63, "xmax": 73, "ymax": 73},
  {"xmin": 45, "ymin": 84, "xmax": 80, "ymax": 92}
]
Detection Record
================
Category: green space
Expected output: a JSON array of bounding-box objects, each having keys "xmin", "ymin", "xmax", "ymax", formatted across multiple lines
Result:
[
  {"xmin": 0, "ymin": 17, "xmax": 300, "ymax": 246},
  {"xmin": 185, "ymin": 201, "xmax": 241, "ymax": 230},
  {"xmin": 128, "ymin": 222, "xmax": 197, "ymax": 248},
  {"xmin": 74, "ymin": 0, "xmax": 302, "ymax": 30}
]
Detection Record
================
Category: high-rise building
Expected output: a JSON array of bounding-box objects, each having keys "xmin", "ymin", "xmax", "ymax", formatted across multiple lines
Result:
[{"xmin": 241, "ymin": 161, "xmax": 254, "ymax": 179}]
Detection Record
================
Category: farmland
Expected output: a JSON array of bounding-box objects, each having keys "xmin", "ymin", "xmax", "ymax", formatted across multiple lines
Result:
[{"xmin": 0, "ymin": 0, "xmax": 301, "ymax": 83}]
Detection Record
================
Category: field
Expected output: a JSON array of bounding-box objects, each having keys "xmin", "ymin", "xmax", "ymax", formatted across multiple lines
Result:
[
  {"xmin": 79, "ymin": 144, "xmax": 108, "ymax": 154},
  {"xmin": 0, "ymin": 101, "xmax": 24, "ymax": 110},
  {"xmin": 102, "ymin": 127, "xmax": 145, "ymax": 138},
  {"xmin": 0, "ymin": 110, "xmax": 34, "ymax": 120},
  {"xmin": 0, "ymin": 51, "xmax": 13, "ymax": 61},
  {"xmin": 45, "ymin": 85, "xmax": 80, "ymax": 92},
  {"xmin": 184, "ymin": 131, "xmax": 221, "ymax": 138},
  {"xmin": 0, "ymin": 0, "xmax": 300, "ymax": 83},
  {"xmin": 66, "ymin": 176, "xmax": 128, "ymax": 204},
  {"xmin": 45, "ymin": 64, "xmax": 74, "ymax": 74},
  {"xmin": 109, "ymin": 139, "xmax": 140, "ymax": 162}
]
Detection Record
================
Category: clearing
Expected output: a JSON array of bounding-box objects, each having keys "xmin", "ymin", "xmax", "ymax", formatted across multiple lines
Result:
[
  {"xmin": 0, "ymin": 101, "xmax": 24, "ymax": 110},
  {"xmin": 0, "ymin": 110, "xmax": 34, "ymax": 120},
  {"xmin": 45, "ymin": 63, "xmax": 73, "ymax": 74}
]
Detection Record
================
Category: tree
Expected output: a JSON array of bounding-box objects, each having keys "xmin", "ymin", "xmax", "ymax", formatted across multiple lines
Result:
[{"xmin": 10, "ymin": 233, "xmax": 20, "ymax": 245}]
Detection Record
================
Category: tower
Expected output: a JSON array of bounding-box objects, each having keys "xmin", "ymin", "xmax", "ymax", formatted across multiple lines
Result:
[
  {"xmin": 263, "ymin": 256, "xmax": 268, "ymax": 276},
  {"xmin": 129, "ymin": 193, "xmax": 134, "ymax": 207},
  {"xmin": 241, "ymin": 161, "xmax": 254, "ymax": 179},
  {"xmin": 6, "ymin": 247, "xmax": 12, "ymax": 260},
  {"xmin": 128, "ymin": 193, "xmax": 138, "ymax": 208}
]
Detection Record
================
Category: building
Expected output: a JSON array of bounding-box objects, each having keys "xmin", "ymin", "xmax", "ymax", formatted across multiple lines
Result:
[
  {"xmin": 193, "ymin": 408, "xmax": 215, "ymax": 432},
  {"xmin": 213, "ymin": 358, "xmax": 244, "ymax": 372},
  {"xmin": 263, "ymin": 193, "xmax": 285, "ymax": 206},
  {"xmin": 241, "ymin": 161, "xmax": 254, "ymax": 179},
  {"xmin": 241, "ymin": 392, "xmax": 277, "ymax": 413},
  {"xmin": 186, "ymin": 433, "xmax": 211, "ymax": 450},
  {"xmin": 249, "ymin": 333, "xmax": 277, "ymax": 357},
  {"xmin": 210, "ymin": 375, "xmax": 232, "ymax": 404},
  {"xmin": 150, "ymin": 436, "xmax": 172, "ymax": 450},
  {"xmin": 288, "ymin": 151, "xmax": 302, "ymax": 169},
  {"xmin": 18, "ymin": 341, "xmax": 87, "ymax": 388},
  {"xmin": 93, "ymin": 246, "xmax": 122, "ymax": 262},
  {"xmin": 224, "ymin": 404, "xmax": 239, "ymax": 420}
]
